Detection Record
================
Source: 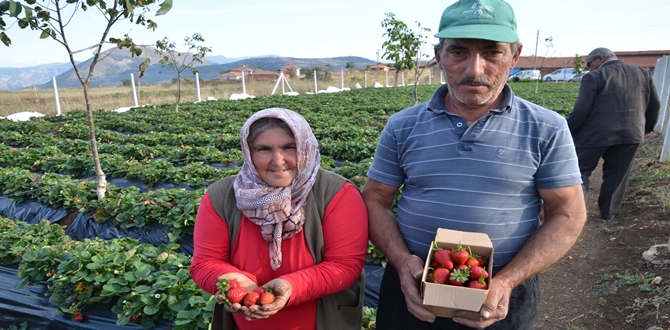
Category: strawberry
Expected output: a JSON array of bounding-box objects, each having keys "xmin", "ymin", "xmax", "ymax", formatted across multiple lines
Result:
[
  {"xmin": 74, "ymin": 315, "xmax": 84, "ymax": 322},
  {"xmin": 244, "ymin": 291, "xmax": 261, "ymax": 306},
  {"xmin": 73, "ymin": 311, "xmax": 81, "ymax": 317},
  {"xmin": 433, "ymin": 267, "xmax": 450, "ymax": 284},
  {"xmin": 259, "ymin": 291, "xmax": 275, "ymax": 305},
  {"xmin": 476, "ymin": 256, "xmax": 487, "ymax": 267},
  {"xmin": 464, "ymin": 257, "xmax": 480, "ymax": 267},
  {"xmin": 228, "ymin": 280, "xmax": 241, "ymax": 289},
  {"xmin": 454, "ymin": 264, "xmax": 469, "ymax": 271},
  {"xmin": 469, "ymin": 265, "xmax": 489, "ymax": 280},
  {"xmin": 253, "ymin": 286, "xmax": 266, "ymax": 294},
  {"xmin": 130, "ymin": 315, "xmax": 137, "ymax": 322},
  {"xmin": 226, "ymin": 287, "xmax": 249, "ymax": 305},
  {"xmin": 451, "ymin": 244, "xmax": 469, "ymax": 265},
  {"xmin": 448, "ymin": 268, "xmax": 470, "ymax": 286},
  {"xmin": 468, "ymin": 276, "xmax": 488, "ymax": 289},
  {"xmin": 433, "ymin": 249, "xmax": 454, "ymax": 270}
]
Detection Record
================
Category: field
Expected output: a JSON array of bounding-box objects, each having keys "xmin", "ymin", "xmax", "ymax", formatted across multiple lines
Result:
[
  {"xmin": 0, "ymin": 69, "xmax": 434, "ymax": 116},
  {"xmin": 1, "ymin": 81, "xmax": 669, "ymax": 330}
]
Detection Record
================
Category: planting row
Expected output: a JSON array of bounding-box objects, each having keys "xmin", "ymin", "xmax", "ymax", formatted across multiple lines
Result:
[{"xmin": 1, "ymin": 217, "xmax": 212, "ymax": 329}]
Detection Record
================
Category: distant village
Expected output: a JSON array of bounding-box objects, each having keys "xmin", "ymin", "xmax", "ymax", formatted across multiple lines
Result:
[{"xmin": 218, "ymin": 50, "xmax": 670, "ymax": 82}]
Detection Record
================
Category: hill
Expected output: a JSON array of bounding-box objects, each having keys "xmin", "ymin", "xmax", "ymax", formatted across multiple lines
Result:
[
  {"xmin": 13, "ymin": 50, "xmax": 378, "ymax": 89},
  {"xmin": 0, "ymin": 63, "xmax": 73, "ymax": 90}
]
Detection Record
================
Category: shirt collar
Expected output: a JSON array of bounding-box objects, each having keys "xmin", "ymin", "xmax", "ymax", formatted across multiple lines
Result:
[{"xmin": 427, "ymin": 83, "xmax": 514, "ymax": 115}]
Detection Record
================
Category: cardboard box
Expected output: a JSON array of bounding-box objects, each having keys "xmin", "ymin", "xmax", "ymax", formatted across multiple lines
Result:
[{"xmin": 421, "ymin": 228, "xmax": 494, "ymax": 318}]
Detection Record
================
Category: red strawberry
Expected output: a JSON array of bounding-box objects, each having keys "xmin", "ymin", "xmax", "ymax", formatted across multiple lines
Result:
[
  {"xmin": 253, "ymin": 286, "xmax": 266, "ymax": 294},
  {"xmin": 433, "ymin": 249, "xmax": 454, "ymax": 270},
  {"xmin": 130, "ymin": 316, "xmax": 137, "ymax": 322},
  {"xmin": 451, "ymin": 245, "xmax": 469, "ymax": 265},
  {"xmin": 244, "ymin": 291, "xmax": 261, "ymax": 306},
  {"xmin": 469, "ymin": 265, "xmax": 489, "ymax": 280},
  {"xmin": 226, "ymin": 287, "xmax": 249, "ymax": 304},
  {"xmin": 468, "ymin": 276, "xmax": 488, "ymax": 289},
  {"xmin": 73, "ymin": 311, "xmax": 81, "ymax": 317},
  {"xmin": 228, "ymin": 280, "xmax": 241, "ymax": 289},
  {"xmin": 448, "ymin": 268, "xmax": 470, "ymax": 286},
  {"xmin": 476, "ymin": 256, "xmax": 487, "ymax": 267},
  {"xmin": 454, "ymin": 264, "xmax": 469, "ymax": 271},
  {"xmin": 433, "ymin": 268, "xmax": 450, "ymax": 284},
  {"xmin": 75, "ymin": 315, "xmax": 84, "ymax": 322},
  {"xmin": 259, "ymin": 291, "xmax": 275, "ymax": 305},
  {"xmin": 464, "ymin": 257, "xmax": 480, "ymax": 267}
]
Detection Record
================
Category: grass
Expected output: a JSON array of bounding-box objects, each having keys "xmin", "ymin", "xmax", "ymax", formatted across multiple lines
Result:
[{"xmin": 629, "ymin": 135, "xmax": 670, "ymax": 211}]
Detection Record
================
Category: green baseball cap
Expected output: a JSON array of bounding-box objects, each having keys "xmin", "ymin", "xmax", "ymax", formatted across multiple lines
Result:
[{"xmin": 434, "ymin": 0, "xmax": 518, "ymax": 43}]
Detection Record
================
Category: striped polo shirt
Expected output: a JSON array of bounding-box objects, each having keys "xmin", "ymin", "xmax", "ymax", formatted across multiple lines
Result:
[{"xmin": 367, "ymin": 84, "xmax": 581, "ymax": 268}]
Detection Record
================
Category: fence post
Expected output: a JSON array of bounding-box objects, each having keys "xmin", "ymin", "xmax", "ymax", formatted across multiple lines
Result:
[
  {"xmin": 52, "ymin": 77, "xmax": 61, "ymax": 116},
  {"xmin": 195, "ymin": 72, "xmax": 202, "ymax": 102},
  {"xmin": 385, "ymin": 70, "xmax": 388, "ymax": 86},
  {"xmin": 364, "ymin": 70, "xmax": 367, "ymax": 88},
  {"xmin": 130, "ymin": 73, "xmax": 139, "ymax": 106},
  {"xmin": 314, "ymin": 70, "xmax": 318, "ymax": 93},
  {"xmin": 341, "ymin": 70, "xmax": 344, "ymax": 89},
  {"xmin": 242, "ymin": 71, "xmax": 246, "ymax": 94},
  {"xmin": 653, "ymin": 55, "xmax": 669, "ymax": 134}
]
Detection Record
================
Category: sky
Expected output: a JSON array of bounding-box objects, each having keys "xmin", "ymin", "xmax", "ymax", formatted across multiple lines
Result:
[{"xmin": 2, "ymin": 0, "xmax": 670, "ymax": 68}]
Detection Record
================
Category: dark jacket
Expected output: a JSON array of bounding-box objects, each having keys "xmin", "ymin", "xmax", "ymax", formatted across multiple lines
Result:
[{"xmin": 567, "ymin": 60, "xmax": 660, "ymax": 147}]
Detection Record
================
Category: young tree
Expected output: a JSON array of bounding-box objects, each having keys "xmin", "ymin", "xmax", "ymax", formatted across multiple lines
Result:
[
  {"xmin": 380, "ymin": 12, "xmax": 430, "ymax": 105},
  {"xmin": 573, "ymin": 54, "xmax": 584, "ymax": 76},
  {"xmin": 345, "ymin": 61, "xmax": 356, "ymax": 71},
  {"xmin": 155, "ymin": 33, "xmax": 211, "ymax": 112},
  {"xmin": 1, "ymin": 0, "xmax": 172, "ymax": 199}
]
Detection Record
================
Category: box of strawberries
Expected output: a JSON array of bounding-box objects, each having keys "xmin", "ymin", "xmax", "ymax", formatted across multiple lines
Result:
[{"xmin": 421, "ymin": 228, "xmax": 494, "ymax": 318}]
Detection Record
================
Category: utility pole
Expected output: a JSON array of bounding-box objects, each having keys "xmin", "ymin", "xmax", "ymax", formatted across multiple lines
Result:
[{"xmin": 376, "ymin": 49, "xmax": 380, "ymax": 64}]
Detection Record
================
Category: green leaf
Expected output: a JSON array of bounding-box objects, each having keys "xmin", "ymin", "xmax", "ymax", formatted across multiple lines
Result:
[
  {"xmin": 8, "ymin": 0, "xmax": 22, "ymax": 17},
  {"xmin": 39, "ymin": 29, "xmax": 49, "ymax": 39},
  {"xmin": 168, "ymin": 297, "xmax": 188, "ymax": 311},
  {"xmin": 132, "ymin": 284, "xmax": 152, "ymax": 293},
  {"xmin": 22, "ymin": 5, "xmax": 33, "ymax": 20},
  {"xmin": 156, "ymin": 0, "xmax": 171, "ymax": 16},
  {"xmin": 144, "ymin": 304, "xmax": 160, "ymax": 315},
  {"xmin": 1, "ymin": 31, "xmax": 11, "ymax": 46}
]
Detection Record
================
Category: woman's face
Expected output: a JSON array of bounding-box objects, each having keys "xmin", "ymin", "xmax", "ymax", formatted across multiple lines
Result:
[{"xmin": 250, "ymin": 127, "xmax": 298, "ymax": 187}]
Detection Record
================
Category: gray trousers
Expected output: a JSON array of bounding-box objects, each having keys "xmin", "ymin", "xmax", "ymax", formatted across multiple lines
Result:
[{"xmin": 576, "ymin": 143, "xmax": 639, "ymax": 219}]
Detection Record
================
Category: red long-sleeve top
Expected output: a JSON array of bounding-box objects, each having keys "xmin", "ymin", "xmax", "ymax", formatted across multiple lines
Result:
[{"xmin": 190, "ymin": 181, "xmax": 368, "ymax": 330}]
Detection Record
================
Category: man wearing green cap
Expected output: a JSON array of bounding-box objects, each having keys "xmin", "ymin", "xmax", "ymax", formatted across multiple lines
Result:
[{"xmin": 362, "ymin": 0, "xmax": 587, "ymax": 329}]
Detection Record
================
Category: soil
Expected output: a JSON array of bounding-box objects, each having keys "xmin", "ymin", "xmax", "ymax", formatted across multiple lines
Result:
[{"xmin": 534, "ymin": 134, "xmax": 670, "ymax": 330}]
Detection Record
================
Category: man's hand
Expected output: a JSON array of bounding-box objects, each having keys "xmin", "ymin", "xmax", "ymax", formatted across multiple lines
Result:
[
  {"xmin": 398, "ymin": 254, "xmax": 436, "ymax": 323},
  {"xmin": 451, "ymin": 276, "xmax": 514, "ymax": 329}
]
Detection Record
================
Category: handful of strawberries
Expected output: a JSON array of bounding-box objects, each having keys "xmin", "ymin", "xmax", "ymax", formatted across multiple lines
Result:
[
  {"xmin": 427, "ymin": 242, "xmax": 490, "ymax": 290},
  {"xmin": 217, "ymin": 279, "xmax": 276, "ymax": 307}
]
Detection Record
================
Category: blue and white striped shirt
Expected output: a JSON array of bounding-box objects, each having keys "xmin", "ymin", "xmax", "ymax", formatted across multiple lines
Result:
[{"xmin": 367, "ymin": 84, "xmax": 582, "ymax": 268}]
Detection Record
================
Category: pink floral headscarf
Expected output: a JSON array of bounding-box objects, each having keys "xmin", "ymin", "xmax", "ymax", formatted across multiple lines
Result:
[{"xmin": 233, "ymin": 108, "xmax": 320, "ymax": 270}]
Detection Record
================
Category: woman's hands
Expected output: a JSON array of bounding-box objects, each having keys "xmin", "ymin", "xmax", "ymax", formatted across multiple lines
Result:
[
  {"xmin": 243, "ymin": 278, "xmax": 292, "ymax": 321},
  {"xmin": 215, "ymin": 272, "xmax": 257, "ymax": 314},
  {"xmin": 215, "ymin": 274, "xmax": 292, "ymax": 321}
]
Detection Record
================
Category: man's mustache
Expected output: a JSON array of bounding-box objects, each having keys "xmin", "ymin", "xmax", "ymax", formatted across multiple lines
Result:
[{"xmin": 458, "ymin": 76, "xmax": 491, "ymax": 86}]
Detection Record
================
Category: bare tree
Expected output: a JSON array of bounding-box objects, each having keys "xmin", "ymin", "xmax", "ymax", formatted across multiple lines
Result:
[
  {"xmin": 1, "ymin": 0, "xmax": 172, "ymax": 199},
  {"xmin": 155, "ymin": 33, "xmax": 211, "ymax": 112}
]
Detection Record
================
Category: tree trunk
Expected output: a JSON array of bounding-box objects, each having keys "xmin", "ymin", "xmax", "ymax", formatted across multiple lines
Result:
[
  {"xmin": 175, "ymin": 74, "xmax": 181, "ymax": 112},
  {"xmin": 83, "ymin": 84, "xmax": 107, "ymax": 199}
]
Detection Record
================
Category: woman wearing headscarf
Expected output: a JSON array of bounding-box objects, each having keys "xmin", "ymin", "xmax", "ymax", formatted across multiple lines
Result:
[{"xmin": 190, "ymin": 108, "xmax": 368, "ymax": 330}]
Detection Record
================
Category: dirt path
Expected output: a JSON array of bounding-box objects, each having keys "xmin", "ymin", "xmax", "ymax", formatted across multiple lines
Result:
[{"xmin": 534, "ymin": 135, "xmax": 670, "ymax": 330}]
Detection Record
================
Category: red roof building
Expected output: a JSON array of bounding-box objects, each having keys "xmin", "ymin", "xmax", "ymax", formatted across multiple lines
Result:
[
  {"xmin": 250, "ymin": 70, "xmax": 280, "ymax": 81},
  {"xmin": 219, "ymin": 72, "xmax": 243, "ymax": 81}
]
